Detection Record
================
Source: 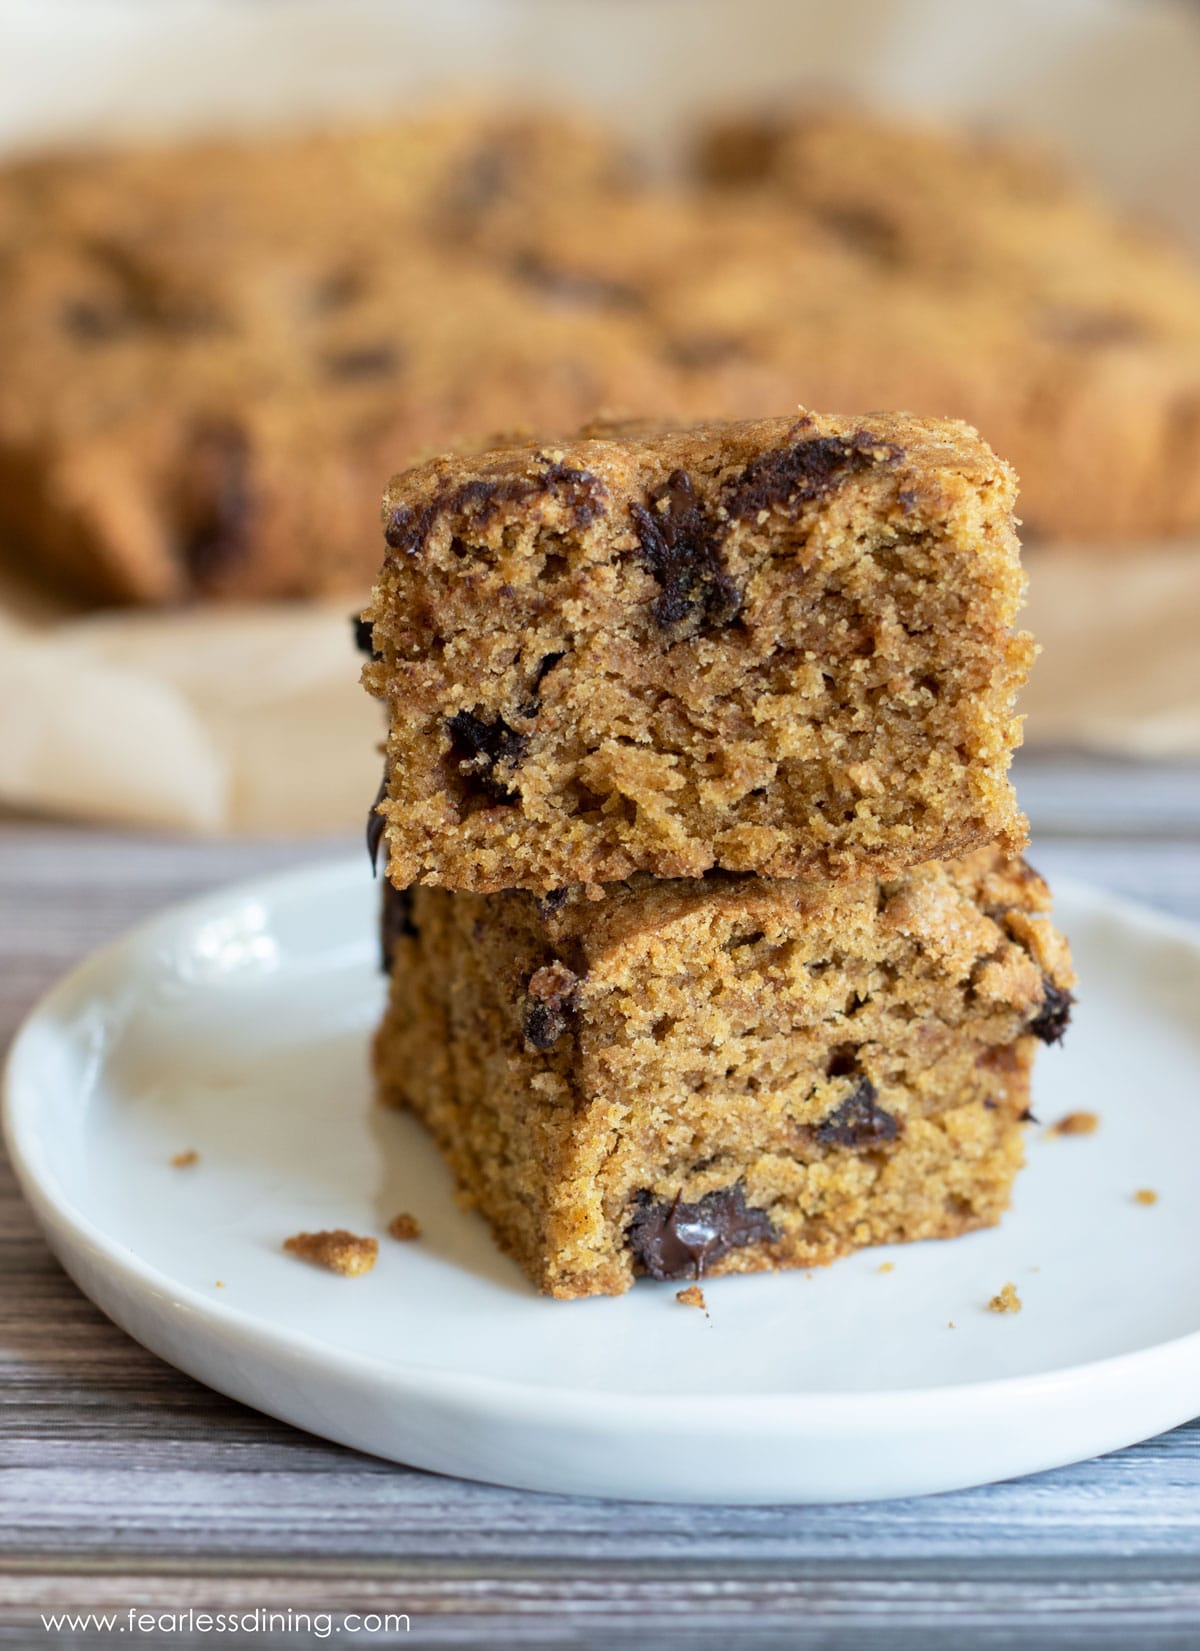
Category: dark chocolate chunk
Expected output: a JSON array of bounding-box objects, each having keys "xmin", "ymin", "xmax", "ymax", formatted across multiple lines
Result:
[
  {"xmin": 448, "ymin": 709, "xmax": 527, "ymax": 804},
  {"xmin": 723, "ymin": 428, "xmax": 901, "ymax": 523},
  {"xmin": 1019, "ymin": 1106, "xmax": 1039, "ymax": 1124},
  {"xmin": 816, "ymin": 1079, "xmax": 899, "ymax": 1148},
  {"xmin": 379, "ymin": 881, "xmax": 418, "ymax": 972},
  {"xmin": 385, "ymin": 462, "xmax": 605, "ymax": 558},
  {"xmin": 367, "ymin": 765, "xmax": 388, "ymax": 876},
  {"xmin": 178, "ymin": 423, "xmax": 254, "ymax": 588},
  {"xmin": 1039, "ymin": 307, "xmax": 1147, "ymax": 347},
  {"xmin": 323, "ymin": 344, "xmax": 402, "ymax": 380},
  {"xmin": 443, "ymin": 145, "xmax": 515, "ymax": 219},
  {"xmin": 626, "ymin": 1184, "xmax": 777, "ymax": 1281},
  {"xmin": 311, "ymin": 269, "xmax": 364, "ymax": 313},
  {"xmin": 522, "ymin": 961, "xmax": 579, "ymax": 1050},
  {"xmin": 630, "ymin": 469, "xmax": 742, "ymax": 637},
  {"xmin": 61, "ymin": 297, "xmax": 130, "ymax": 342},
  {"xmin": 664, "ymin": 333, "xmax": 745, "ymax": 370},
  {"xmin": 519, "ymin": 651, "xmax": 565, "ymax": 717},
  {"xmin": 536, "ymin": 887, "xmax": 571, "ymax": 917},
  {"xmin": 512, "ymin": 250, "xmax": 642, "ymax": 310},
  {"xmin": 815, "ymin": 203, "xmax": 903, "ymax": 265},
  {"xmin": 1028, "ymin": 978, "xmax": 1074, "ymax": 1045}
]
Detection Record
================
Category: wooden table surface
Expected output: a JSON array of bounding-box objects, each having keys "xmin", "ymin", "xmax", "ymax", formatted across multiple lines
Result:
[{"xmin": 3, "ymin": 749, "xmax": 1200, "ymax": 1650}]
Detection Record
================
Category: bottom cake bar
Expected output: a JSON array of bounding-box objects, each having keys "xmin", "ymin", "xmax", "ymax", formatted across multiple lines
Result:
[{"xmin": 374, "ymin": 847, "xmax": 1074, "ymax": 1299}]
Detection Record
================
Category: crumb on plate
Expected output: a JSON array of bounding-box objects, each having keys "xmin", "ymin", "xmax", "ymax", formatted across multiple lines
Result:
[
  {"xmin": 878, "ymin": 1262, "xmax": 894, "ymax": 1274},
  {"xmin": 676, "ymin": 1285, "xmax": 706, "ymax": 1310},
  {"xmin": 388, "ymin": 1212, "xmax": 422, "ymax": 1241},
  {"xmin": 1049, "ymin": 1110, "xmax": 1098, "ymax": 1137},
  {"xmin": 1133, "ymin": 1188, "xmax": 1159, "ymax": 1206},
  {"xmin": 171, "ymin": 1149, "xmax": 199, "ymax": 1168},
  {"xmin": 283, "ymin": 1229, "xmax": 378, "ymax": 1277},
  {"xmin": 988, "ymin": 1281, "xmax": 1022, "ymax": 1314}
]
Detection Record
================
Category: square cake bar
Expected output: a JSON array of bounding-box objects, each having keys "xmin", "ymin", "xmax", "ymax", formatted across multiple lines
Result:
[
  {"xmin": 374, "ymin": 845, "xmax": 1074, "ymax": 1298},
  {"xmin": 363, "ymin": 411, "xmax": 1034, "ymax": 892}
]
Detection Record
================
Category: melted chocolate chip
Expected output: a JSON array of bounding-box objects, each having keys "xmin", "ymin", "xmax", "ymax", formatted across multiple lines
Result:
[
  {"xmin": 816, "ymin": 1080, "xmax": 899, "ymax": 1148},
  {"xmin": 61, "ymin": 297, "xmax": 130, "ymax": 341},
  {"xmin": 512, "ymin": 251, "xmax": 642, "ymax": 310},
  {"xmin": 664, "ymin": 333, "xmax": 745, "ymax": 370},
  {"xmin": 323, "ymin": 344, "xmax": 402, "ymax": 380},
  {"xmin": 379, "ymin": 881, "xmax": 418, "ymax": 972},
  {"xmin": 1029, "ymin": 979, "xmax": 1074, "ymax": 1045},
  {"xmin": 448, "ymin": 709, "xmax": 527, "ymax": 804},
  {"xmin": 626, "ymin": 1184, "xmax": 777, "ymax": 1280},
  {"xmin": 1040, "ymin": 308, "xmax": 1148, "ymax": 347},
  {"xmin": 630, "ymin": 469, "xmax": 742, "ymax": 637},
  {"xmin": 385, "ymin": 463, "xmax": 605, "ymax": 559},
  {"xmin": 815, "ymin": 203, "xmax": 903, "ymax": 265},
  {"xmin": 519, "ymin": 651, "xmax": 565, "ymax": 717},
  {"xmin": 522, "ymin": 961, "xmax": 579, "ymax": 1050},
  {"xmin": 367, "ymin": 766, "xmax": 388, "ymax": 875},
  {"xmin": 724, "ymin": 429, "xmax": 902, "ymax": 523},
  {"xmin": 179, "ymin": 424, "xmax": 254, "ymax": 588}
]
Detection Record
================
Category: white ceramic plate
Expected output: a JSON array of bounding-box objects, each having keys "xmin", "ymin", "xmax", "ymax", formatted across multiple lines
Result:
[{"xmin": 5, "ymin": 859, "xmax": 1200, "ymax": 1504}]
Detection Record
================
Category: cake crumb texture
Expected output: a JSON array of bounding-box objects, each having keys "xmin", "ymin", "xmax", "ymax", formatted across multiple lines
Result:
[
  {"xmin": 388, "ymin": 1212, "xmax": 422, "ymax": 1241},
  {"xmin": 988, "ymin": 1281, "xmax": 1022, "ymax": 1314},
  {"xmin": 365, "ymin": 410, "xmax": 1032, "ymax": 891},
  {"xmin": 375, "ymin": 843, "xmax": 1073, "ymax": 1297}
]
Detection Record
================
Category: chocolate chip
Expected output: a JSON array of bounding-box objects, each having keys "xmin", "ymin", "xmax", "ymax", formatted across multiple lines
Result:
[
  {"xmin": 379, "ymin": 881, "xmax": 418, "ymax": 972},
  {"xmin": 311, "ymin": 269, "xmax": 364, "ymax": 313},
  {"xmin": 725, "ymin": 930, "xmax": 765, "ymax": 951},
  {"xmin": 385, "ymin": 463, "xmax": 605, "ymax": 558},
  {"xmin": 1029, "ymin": 979, "xmax": 1073, "ymax": 1045},
  {"xmin": 626, "ymin": 1184, "xmax": 777, "ymax": 1280},
  {"xmin": 448, "ymin": 709, "xmax": 527, "ymax": 804},
  {"xmin": 816, "ymin": 1080, "xmax": 899, "ymax": 1148},
  {"xmin": 61, "ymin": 297, "xmax": 130, "ymax": 341},
  {"xmin": 723, "ymin": 428, "xmax": 902, "ymax": 523},
  {"xmin": 323, "ymin": 344, "xmax": 402, "ymax": 380},
  {"xmin": 512, "ymin": 250, "xmax": 642, "ymax": 310},
  {"xmin": 443, "ymin": 146, "xmax": 515, "ymax": 219},
  {"xmin": 630, "ymin": 469, "xmax": 742, "ymax": 637},
  {"xmin": 536, "ymin": 887, "xmax": 571, "ymax": 917},
  {"xmin": 522, "ymin": 961, "xmax": 579, "ymax": 1050},
  {"xmin": 519, "ymin": 651, "xmax": 565, "ymax": 717},
  {"xmin": 664, "ymin": 333, "xmax": 745, "ymax": 370},
  {"xmin": 367, "ymin": 765, "xmax": 388, "ymax": 875},
  {"xmin": 815, "ymin": 203, "xmax": 903, "ymax": 265},
  {"xmin": 178, "ymin": 423, "xmax": 254, "ymax": 588},
  {"xmin": 1040, "ymin": 308, "xmax": 1147, "ymax": 347},
  {"xmin": 1019, "ymin": 1106, "xmax": 1039, "ymax": 1124}
]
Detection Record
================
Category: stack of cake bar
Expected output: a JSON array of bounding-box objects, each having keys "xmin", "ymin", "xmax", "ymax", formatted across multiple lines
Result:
[{"xmin": 361, "ymin": 410, "xmax": 1075, "ymax": 1298}]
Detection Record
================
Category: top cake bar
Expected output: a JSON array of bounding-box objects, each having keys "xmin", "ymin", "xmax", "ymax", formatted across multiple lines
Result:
[{"xmin": 363, "ymin": 411, "xmax": 1033, "ymax": 892}]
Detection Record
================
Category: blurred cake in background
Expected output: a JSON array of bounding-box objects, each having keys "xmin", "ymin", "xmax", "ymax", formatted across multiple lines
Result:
[{"xmin": 1, "ymin": 104, "xmax": 1198, "ymax": 606}]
